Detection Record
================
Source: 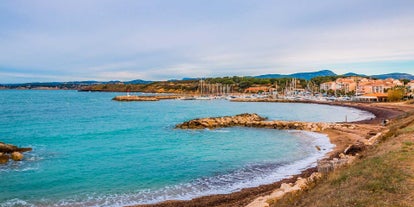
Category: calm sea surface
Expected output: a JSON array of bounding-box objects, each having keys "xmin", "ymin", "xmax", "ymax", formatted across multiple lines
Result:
[{"xmin": 0, "ymin": 90, "xmax": 374, "ymax": 207}]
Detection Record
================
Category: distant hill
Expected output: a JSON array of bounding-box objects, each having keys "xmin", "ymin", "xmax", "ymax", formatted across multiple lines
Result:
[
  {"xmin": 371, "ymin": 73, "xmax": 414, "ymax": 80},
  {"xmin": 2, "ymin": 79, "xmax": 153, "ymax": 89},
  {"xmin": 2, "ymin": 71, "xmax": 413, "ymax": 90},
  {"xmin": 342, "ymin": 72, "xmax": 367, "ymax": 77},
  {"xmin": 256, "ymin": 70, "xmax": 337, "ymax": 80},
  {"xmin": 124, "ymin": 79, "xmax": 153, "ymax": 84},
  {"xmin": 256, "ymin": 70, "xmax": 414, "ymax": 80}
]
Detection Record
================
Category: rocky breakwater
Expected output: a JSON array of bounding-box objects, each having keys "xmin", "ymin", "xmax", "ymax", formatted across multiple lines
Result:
[
  {"xmin": 176, "ymin": 113, "xmax": 333, "ymax": 132},
  {"xmin": 113, "ymin": 96, "xmax": 159, "ymax": 101},
  {"xmin": 112, "ymin": 95, "xmax": 180, "ymax": 101},
  {"xmin": 176, "ymin": 113, "xmax": 266, "ymax": 129},
  {"xmin": 0, "ymin": 142, "xmax": 32, "ymax": 164}
]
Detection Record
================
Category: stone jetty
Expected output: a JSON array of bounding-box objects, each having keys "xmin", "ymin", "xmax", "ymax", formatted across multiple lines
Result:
[
  {"xmin": 112, "ymin": 95, "xmax": 180, "ymax": 101},
  {"xmin": 176, "ymin": 113, "xmax": 333, "ymax": 132},
  {"xmin": 230, "ymin": 98, "xmax": 304, "ymax": 103},
  {"xmin": 0, "ymin": 142, "xmax": 32, "ymax": 164}
]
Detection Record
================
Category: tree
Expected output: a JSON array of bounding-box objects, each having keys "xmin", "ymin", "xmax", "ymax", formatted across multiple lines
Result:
[
  {"xmin": 310, "ymin": 76, "xmax": 339, "ymax": 86},
  {"xmin": 401, "ymin": 79, "xmax": 410, "ymax": 85},
  {"xmin": 327, "ymin": 89, "xmax": 335, "ymax": 96},
  {"xmin": 239, "ymin": 81, "xmax": 252, "ymax": 89},
  {"xmin": 387, "ymin": 89, "xmax": 404, "ymax": 102}
]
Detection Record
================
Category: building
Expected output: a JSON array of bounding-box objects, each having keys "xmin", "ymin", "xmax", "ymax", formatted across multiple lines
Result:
[
  {"xmin": 335, "ymin": 78, "xmax": 357, "ymax": 93},
  {"xmin": 244, "ymin": 86, "xmax": 271, "ymax": 93},
  {"xmin": 319, "ymin": 77, "xmax": 357, "ymax": 93},
  {"xmin": 355, "ymin": 78, "xmax": 402, "ymax": 95},
  {"xmin": 406, "ymin": 80, "xmax": 414, "ymax": 91},
  {"xmin": 320, "ymin": 81, "xmax": 336, "ymax": 91}
]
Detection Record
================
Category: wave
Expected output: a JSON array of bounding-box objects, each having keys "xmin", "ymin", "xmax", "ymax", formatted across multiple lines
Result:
[
  {"xmin": 0, "ymin": 147, "xmax": 47, "ymax": 173},
  {"xmin": 210, "ymin": 129, "xmax": 230, "ymax": 133},
  {"xmin": 1, "ymin": 131, "xmax": 334, "ymax": 207}
]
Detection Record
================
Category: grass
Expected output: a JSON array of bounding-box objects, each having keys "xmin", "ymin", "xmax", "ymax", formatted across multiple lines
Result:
[
  {"xmin": 269, "ymin": 111, "xmax": 414, "ymax": 207},
  {"xmin": 400, "ymin": 125, "xmax": 414, "ymax": 133},
  {"xmin": 403, "ymin": 141, "xmax": 414, "ymax": 146},
  {"xmin": 272, "ymin": 148, "xmax": 413, "ymax": 207}
]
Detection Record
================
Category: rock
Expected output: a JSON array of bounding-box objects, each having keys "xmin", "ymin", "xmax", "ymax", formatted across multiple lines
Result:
[
  {"xmin": 269, "ymin": 189, "xmax": 285, "ymax": 199},
  {"xmin": 175, "ymin": 113, "xmax": 266, "ymax": 129},
  {"xmin": 344, "ymin": 142, "xmax": 366, "ymax": 155},
  {"xmin": 317, "ymin": 160, "xmax": 333, "ymax": 173},
  {"xmin": 280, "ymin": 183, "xmax": 293, "ymax": 191},
  {"xmin": 308, "ymin": 172, "xmax": 322, "ymax": 182},
  {"xmin": 295, "ymin": 177, "xmax": 308, "ymax": 188},
  {"xmin": 368, "ymin": 131, "xmax": 378, "ymax": 136},
  {"xmin": 11, "ymin": 152, "xmax": 24, "ymax": 161},
  {"xmin": 280, "ymin": 182, "xmax": 301, "ymax": 193},
  {"xmin": 15, "ymin": 147, "xmax": 32, "ymax": 152},
  {"xmin": 0, "ymin": 154, "xmax": 9, "ymax": 164},
  {"xmin": 0, "ymin": 142, "xmax": 32, "ymax": 153},
  {"xmin": 0, "ymin": 142, "xmax": 18, "ymax": 153}
]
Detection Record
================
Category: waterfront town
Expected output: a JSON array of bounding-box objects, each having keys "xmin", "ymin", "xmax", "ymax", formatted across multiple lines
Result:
[
  {"xmin": 110, "ymin": 76, "xmax": 414, "ymax": 102},
  {"xmin": 242, "ymin": 77, "xmax": 414, "ymax": 102}
]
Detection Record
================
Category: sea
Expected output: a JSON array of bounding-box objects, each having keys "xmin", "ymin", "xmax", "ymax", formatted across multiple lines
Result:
[{"xmin": 0, "ymin": 90, "xmax": 375, "ymax": 207}]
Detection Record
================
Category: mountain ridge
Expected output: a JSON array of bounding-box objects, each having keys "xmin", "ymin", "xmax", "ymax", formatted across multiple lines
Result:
[
  {"xmin": 255, "ymin": 70, "xmax": 336, "ymax": 80},
  {"xmin": 1, "ymin": 71, "xmax": 413, "ymax": 88},
  {"xmin": 255, "ymin": 70, "xmax": 414, "ymax": 80}
]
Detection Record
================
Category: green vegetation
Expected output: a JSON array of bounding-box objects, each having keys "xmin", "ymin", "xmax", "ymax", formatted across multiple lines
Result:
[
  {"xmin": 81, "ymin": 76, "xmax": 315, "ymax": 93},
  {"xmin": 309, "ymin": 75, "xmax": 340, "ymax": 86},
  {"xmin": 80, "ymin": 80, "xmax": 199, "ymax": 93},
  {"xmin": 203, "ymin": 76, "xmax": 308, "ymax": 90},
  {"xmin": 80, "ymin": 74, "xmax": 411, "ymax": 96},
  {"xmin": 388, "ymin": 88, "xmax": 405, "ymax": 102}
]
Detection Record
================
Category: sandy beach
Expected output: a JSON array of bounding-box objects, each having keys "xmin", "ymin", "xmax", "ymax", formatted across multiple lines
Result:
[{"xmin": 129, "ymin": 101, "xmax": 413, "ymax": 207}]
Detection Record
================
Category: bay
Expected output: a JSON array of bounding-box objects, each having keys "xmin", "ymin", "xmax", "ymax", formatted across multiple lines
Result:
[{"xmin": 0, "ymin": 90, "xmax": 374, "ymax": 207}]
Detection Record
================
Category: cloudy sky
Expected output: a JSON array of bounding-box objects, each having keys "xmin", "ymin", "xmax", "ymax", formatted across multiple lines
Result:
[{"xmin": 1, "ymin": 0, "xmax": 414, "ymax": 83}]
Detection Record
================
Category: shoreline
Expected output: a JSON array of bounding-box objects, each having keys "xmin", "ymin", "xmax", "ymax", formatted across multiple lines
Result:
[{"xmin": 129, "ymin": 102, "xmax": 408, "ymax": 207}]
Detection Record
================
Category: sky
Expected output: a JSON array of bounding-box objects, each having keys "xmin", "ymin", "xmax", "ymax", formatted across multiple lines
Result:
[{"xmin": 1, "ymin": 0, "xmax": 414, "ymax": 83}]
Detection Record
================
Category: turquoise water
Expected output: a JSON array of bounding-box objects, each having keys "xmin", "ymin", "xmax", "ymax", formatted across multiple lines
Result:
[{"xmin": 0, "ymin": 90, "xmax": 374, "ymax": 207}]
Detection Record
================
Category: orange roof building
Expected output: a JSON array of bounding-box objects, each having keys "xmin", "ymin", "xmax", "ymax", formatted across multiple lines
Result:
[{"xmin": 244, "ymin": 87, "xmax": 271, "ymax": 93}]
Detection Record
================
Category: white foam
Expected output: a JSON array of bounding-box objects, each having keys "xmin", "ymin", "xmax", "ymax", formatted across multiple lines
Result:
[
  {"xmin": 2, "ymin": 130, "xmax": 334, "ymax": 207},
  {"xmin": 0, "ymin": 151, "xmax": 42, "ymax": 173},
  {"xmin": 211, "ymin": 129, "xmax": 230, "ymax": 133},
  {"xmin": 343, "ymin": 106, "xmax": 376, "ymax": 122},
  {"xmin": 0, "ymin": 198, "xmax": 36, "ymax": 207}
]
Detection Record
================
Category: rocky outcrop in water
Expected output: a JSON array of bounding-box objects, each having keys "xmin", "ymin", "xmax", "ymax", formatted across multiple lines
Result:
[
  {"xmin": 176, "ymin": 113, "xmax": 266, "ymax": 129},
  {"xmin": 176, "ymin": 113, "xmax": 333, "ymax": 132},
  {"xmin": 0, "ymin": 142, "xmax": 32, "ymax": 164}
]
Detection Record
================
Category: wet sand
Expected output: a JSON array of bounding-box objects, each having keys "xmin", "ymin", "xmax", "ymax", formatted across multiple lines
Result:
[{"xmin": 128, "ymin": 102, "xmax": 410, "ymax": 207}]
